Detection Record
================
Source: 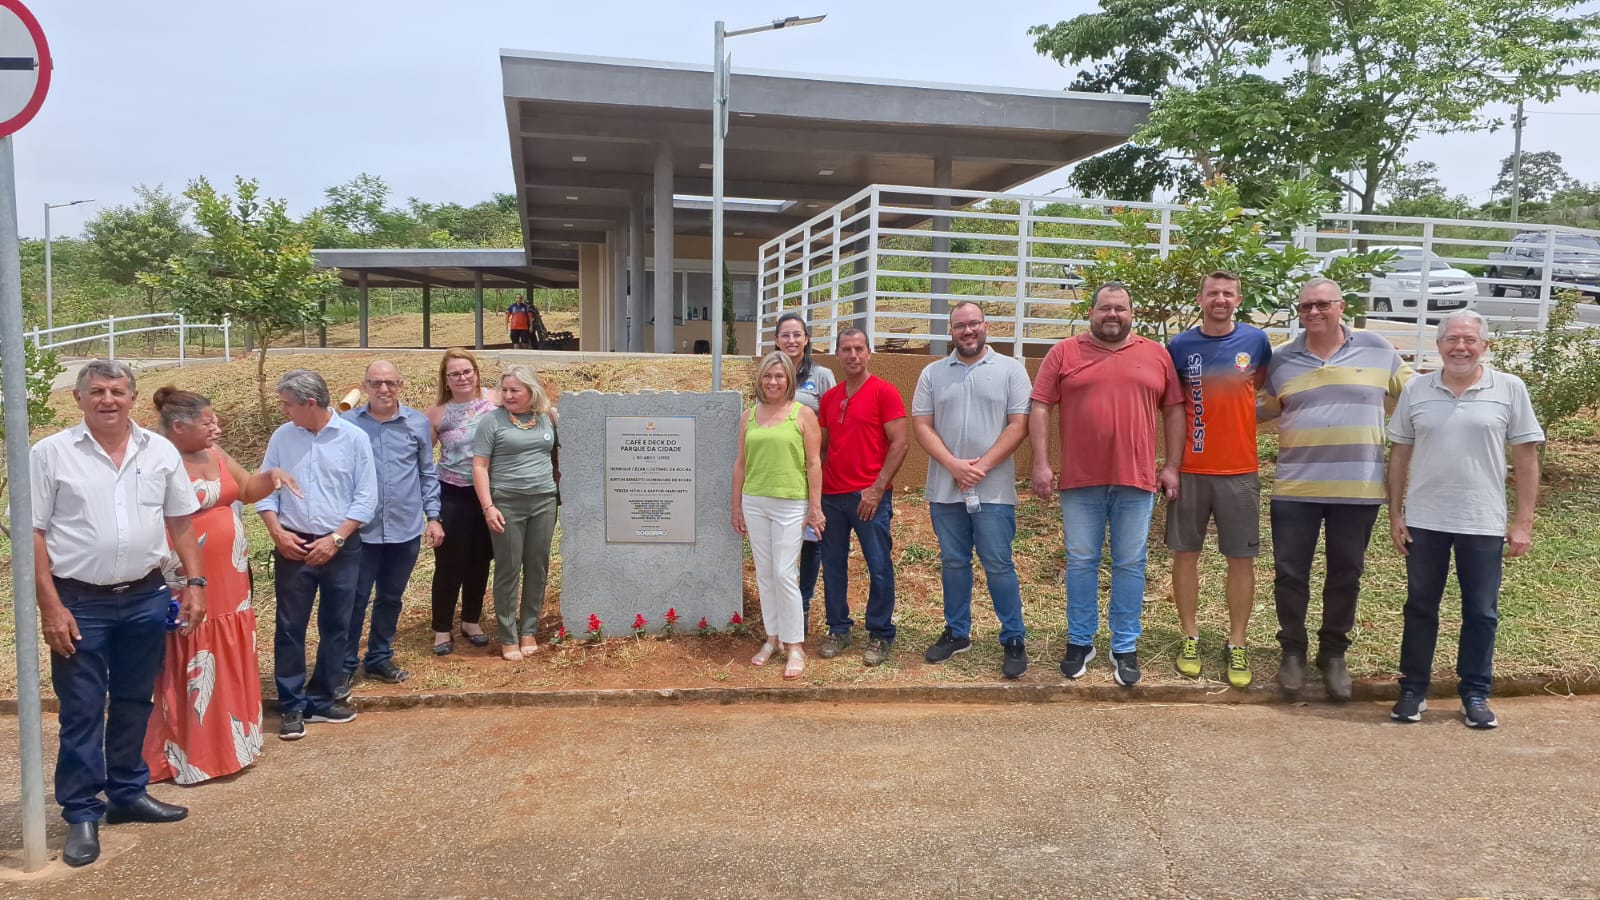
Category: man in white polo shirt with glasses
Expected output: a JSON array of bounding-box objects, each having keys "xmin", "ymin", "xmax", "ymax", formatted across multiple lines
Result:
[{"xmin": 1386, "ymin": 310, "xmax": 1543, "ymax": 729}]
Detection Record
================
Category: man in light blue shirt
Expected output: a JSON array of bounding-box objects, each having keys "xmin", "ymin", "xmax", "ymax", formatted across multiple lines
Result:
[
  {"xmin": 257, "ymin": 369, "xmax": 378, "ymax": 740},
  {"xmin": 338, "ymin": 360, "xmax": 442, "ymax": 695}
]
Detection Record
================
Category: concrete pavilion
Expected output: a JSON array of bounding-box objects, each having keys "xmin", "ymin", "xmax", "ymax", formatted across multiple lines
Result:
[{"xmin": 316, "ymin": 51, "xmax": 1149, "ymax": 352}]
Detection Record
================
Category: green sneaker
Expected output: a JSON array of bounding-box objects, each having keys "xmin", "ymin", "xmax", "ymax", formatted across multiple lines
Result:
[
  {"xmin": 1226, "ymin": 644, "xmax": 1253, "ymax": 688},
  {"xmin": 819, "ymin": 632, "xmax": 853, "ymax": 659},
  {"xmin": 1176, "ymin": 637, "xmax": 1202, "ymax": 678},
  {"xmin": 862, "ymin": 638, "xmax": 892, "ymax": 667}
]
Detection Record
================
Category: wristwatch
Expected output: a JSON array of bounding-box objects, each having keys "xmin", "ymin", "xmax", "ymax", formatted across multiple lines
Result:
[
  {"xmin": 332, "ymin": 534, "xmax": 346, "ymax": 549},
  {"xmin": 184, "ymin": 577, "xmax": 208, "ymax": 587}
]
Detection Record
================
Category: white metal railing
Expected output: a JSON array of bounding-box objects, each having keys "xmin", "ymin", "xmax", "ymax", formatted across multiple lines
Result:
[
  {"xmin": 758, "ymin": 184, "xmax": 1600, "ymax": 367},
  {"xmin": 28, "ymin": 312, "xmax": 232, "ymax": 365}
]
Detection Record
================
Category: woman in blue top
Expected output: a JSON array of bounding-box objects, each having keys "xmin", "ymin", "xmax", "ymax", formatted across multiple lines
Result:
[
  {"xmin": 774, "ymin": 312, "xmax": 836, "ymax": 629},
  {"xmin": 731, "ymin": 352, "xmax": 825, "ymax": 679}
]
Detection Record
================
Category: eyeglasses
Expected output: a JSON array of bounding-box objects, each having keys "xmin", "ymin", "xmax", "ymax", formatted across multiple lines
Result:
[
  {"xmin": 1296, "ymin": 300, "xmax": 1339, "ymax": 313},
  {"xmin": 365, "ymin": 380, "xmax": 401, "ymax": 390},
  {"xmin": 950, "ymin": 321, "xmax": 985, "ymax": 332},
  {"xmin": 445, "ymin": 370, "xmax": 476, "ymax": 380},
  {"xmin": 1441, "ymin": 335, "xmax": 1484, "ymax": 346}
]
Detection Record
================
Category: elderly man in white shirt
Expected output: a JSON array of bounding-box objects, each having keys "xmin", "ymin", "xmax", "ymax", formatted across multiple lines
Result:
[{"xmin": 31, "ymin": 359, "xmax": 207, "ymax": 868}]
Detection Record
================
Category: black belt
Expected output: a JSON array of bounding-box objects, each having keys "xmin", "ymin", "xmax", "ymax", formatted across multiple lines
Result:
[{"xmin": 54, "ymin": 569, "xmax": 164, "ymax": 596}]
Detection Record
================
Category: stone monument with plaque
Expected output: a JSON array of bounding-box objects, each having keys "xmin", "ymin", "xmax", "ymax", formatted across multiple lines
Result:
[{"xmin": 558, "ymin": 389, "xmax": 744, "ymax": 635}]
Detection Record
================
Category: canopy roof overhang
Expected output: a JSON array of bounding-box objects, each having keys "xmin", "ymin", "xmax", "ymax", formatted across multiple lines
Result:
[
  {"xmin": 312, "ymin": 247, "xmax": 577, "ymax": 290},
  {"xmin": 501, "ymin": 50, "xmax": 1151, "ymax": 262}
]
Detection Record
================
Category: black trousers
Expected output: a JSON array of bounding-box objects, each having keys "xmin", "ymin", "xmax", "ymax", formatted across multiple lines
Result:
[
  {"xmin": 1270, "ymin": 499, "xmax": 1380, "ymax": 659},
  {"xmin": 431, "ymin": 482, "xmax": 493, "ymax": 632}
]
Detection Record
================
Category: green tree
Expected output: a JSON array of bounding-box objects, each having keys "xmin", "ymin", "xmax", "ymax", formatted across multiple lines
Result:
[
  {"xmin": 82, "ymin": 185, "xmax": 199, "ymax": 347},
  {"xmin": 0, "ymin": 340, "xmax": 61, "ymax": 442},
  {"xmin": 141, "ymin": 177, "xmax": 339, "ymax": 412},
  {"xmin": 1494, "ymin": 290, "xmax": 1600, "ymax": 433},
  {"xmin": 1076, "ymin": 177, "xmax": 1397, "ymax": 340},
  {"xmin": 1493, "ymin": 150, "xmax": 1578, "ymax": 203},
  {"xmin": 1036, "ymin": 1, "xmax": 1600, "ymax": 214}
]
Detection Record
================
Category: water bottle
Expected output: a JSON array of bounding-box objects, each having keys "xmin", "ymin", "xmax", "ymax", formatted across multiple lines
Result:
[
  {"xmin": 164, "ymin": 597, "xmax": 183, "ymax": 631},
  {"xmin": 963, "ymin": 487, "xmax": 981, "ymax": 513},
  {"xmin": 803, "ymin": 524, "xmax": 819, "ymax": 542}
]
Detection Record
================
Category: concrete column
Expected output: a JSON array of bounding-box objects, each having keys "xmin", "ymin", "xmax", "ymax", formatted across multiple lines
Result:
[
  {"xmin": 473, "ymin": 271, "xmax": 484, "ymax": 350},
  {"xmin": 629, "ymin": 193, "xmax": 646, "ymax": 352},
  {"xmin": 357, "ymin": 271, "xmax": 370, "ymax": 349},
  {"xmin": 653, "ymin": 143, "xmax": 675, "ymax": 354},
  {"xmin": 611, "ymin": 230, "xmax": 628, "ymax": 351},
  {"xmin": 579, "ymin": 245, "xmax": 603, "ymax": 351},
  {"xmin": 421, "ymin": 282, "xmax": 431, "ymax": 349},
  {"xmin": 930, "ymin": 156, "xmax": 952, "ymax": 356}
]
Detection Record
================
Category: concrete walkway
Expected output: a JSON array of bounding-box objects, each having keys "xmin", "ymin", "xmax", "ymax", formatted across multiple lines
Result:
[{"xmin": 2, "ymin": 696, "xmax": 1597, "ymax": 898}]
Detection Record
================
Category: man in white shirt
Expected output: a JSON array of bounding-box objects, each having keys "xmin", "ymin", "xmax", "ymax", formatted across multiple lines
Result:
[
  {"xmin": 31, "ymin": 359, "xmax": 207, "ymax": 867},
  {"xmin": 1387, "ymin": 311, "xmax": 1543, "ymax": 729}
]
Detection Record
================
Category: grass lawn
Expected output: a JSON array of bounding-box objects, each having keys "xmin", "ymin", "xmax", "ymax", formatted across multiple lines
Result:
[{"xmin": 2, "ymin": 353, "xmax": 1597, "ymax": 698}]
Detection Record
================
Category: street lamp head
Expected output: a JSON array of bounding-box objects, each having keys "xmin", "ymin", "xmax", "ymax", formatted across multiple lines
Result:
[
  {"xmin": 47, "ymin": 199, "xmax": 94, "ymax": 210},
  {"xmin": 774, "ymin": 14, "xmax": 826, "ymax": 28}
]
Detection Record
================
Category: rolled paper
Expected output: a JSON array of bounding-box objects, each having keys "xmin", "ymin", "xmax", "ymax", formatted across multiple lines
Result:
[{"xmin": 337, "ymin": 388, "xmax": 363, "ymax": 412}]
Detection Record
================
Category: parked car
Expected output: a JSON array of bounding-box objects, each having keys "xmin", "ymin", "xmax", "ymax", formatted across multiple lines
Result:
[
  {"xmin": 1485, "ymin": 231, "xmax": 1600, "ymax": 300},
  {"xmin": 1319, "ymin": 246, "xmax": 1478, "ymax": 319}
]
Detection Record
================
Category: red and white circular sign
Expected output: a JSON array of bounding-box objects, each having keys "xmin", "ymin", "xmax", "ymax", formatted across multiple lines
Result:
[{"xmin": 0, "ymin": 0, "xmax": 49, "ymax": 138}]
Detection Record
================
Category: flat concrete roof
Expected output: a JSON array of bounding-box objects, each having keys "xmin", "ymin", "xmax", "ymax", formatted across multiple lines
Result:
[
  {"xmin": 312, "ymin": 247, "xmax": 576, "ymax": 290},
  {"xmin": 501, "ymin": 50, "xmax": 1150, "ymax": 260}
]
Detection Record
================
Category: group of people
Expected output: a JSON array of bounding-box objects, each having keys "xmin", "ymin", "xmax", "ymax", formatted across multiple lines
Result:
[
  {"xmin": 734, "ymin": 272, "xmax": 1544, "ymax": 732},
  {"xmin": 29, "ymin": 349, "xmax": 559, "ymax": 867},
  {"xmin": 28, "ymin": 270, "xmax": 1542, "ymax": 867}
]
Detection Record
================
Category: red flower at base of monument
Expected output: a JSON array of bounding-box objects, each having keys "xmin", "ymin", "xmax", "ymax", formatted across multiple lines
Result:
[
  {"xmin": 727, "ymin": 611, "xmax": 748, "ymax": 636},
  {"xmin": 632, "ymin": 613, "xmax": 649, "ymax": 639},
  {"xmin": 586, "ymin": 614, "xmax": 605, "ymax": 642},
  {"xmin": 662, "ymin": 607, "xmax": 679, "ymax": 636},
  {"xmin": 696, "ymin": 616, "xmax": 712, "ymax": 637},
  {"xmin": 549, "ymin": 625, "xmax": 568, "ymax": 645}
]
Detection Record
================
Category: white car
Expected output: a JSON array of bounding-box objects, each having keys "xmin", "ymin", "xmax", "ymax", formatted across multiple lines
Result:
[{"xmin": 1320, "ymin": 246, "xmax": 1478, "ymax": 320}]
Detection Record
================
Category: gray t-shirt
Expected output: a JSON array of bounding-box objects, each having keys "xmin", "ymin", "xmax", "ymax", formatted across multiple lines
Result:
[
  {"xmin": 472, "ymin": 407, "xmax": 559, "ymax": 496},
  {"xmin": 795, "ymin": 360, "xmax": 837, "ymax": 413},
  {"xmin": 1387, "ymin": 366, "xmax": 1543, "ymax": 536},
  {"xmin": 911, "ymin": 348, "xmax": 1033, "ymax": 505}
]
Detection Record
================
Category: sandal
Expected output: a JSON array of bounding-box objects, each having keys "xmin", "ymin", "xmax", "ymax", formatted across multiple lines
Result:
[
  {"xmin": 783, "ymin": 648, "xmax": 805, "ymax": 680},
  {"xmin": 501, "ymin": 644, "xmax": 524, "ymax": 662},
  {"xmin": 461, "ymin": 625, "xmax": 490, "ymax": 648},
  {"xmin": 520, "ymin": 637, "xmax": 539, "ymax": 656},
  {"xmin": 751, "ymin": 640, "xmax": 779, "ymax": 667},
  {"xmin": 433, "ymin": 631, "xmax": 454, "ymax": 656}
]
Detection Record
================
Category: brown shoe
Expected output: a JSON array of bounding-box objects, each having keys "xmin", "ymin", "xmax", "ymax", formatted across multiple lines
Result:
[
  {"xmin": 1278, "ymin": 652, "xmax": 1306, "ymax": 694},
  {"xmin": 1321, "ymin": 656, "xmax": 1352, "ymax": 702}
]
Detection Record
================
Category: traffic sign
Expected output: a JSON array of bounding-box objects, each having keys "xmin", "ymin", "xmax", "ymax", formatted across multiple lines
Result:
[{"xmin": 0, "ymin": 0, "xmax": 49, "ymax": 137}]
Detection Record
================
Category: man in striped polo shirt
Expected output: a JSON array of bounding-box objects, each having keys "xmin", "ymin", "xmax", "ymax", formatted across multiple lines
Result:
[{"xmin": 1259, "ymin": 278, "xmax": 1412, "ymax": 700}]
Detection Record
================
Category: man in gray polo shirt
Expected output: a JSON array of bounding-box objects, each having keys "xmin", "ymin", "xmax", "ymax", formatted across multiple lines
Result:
[
  {"xmin": 912, "ymin": 301, "xmax": 1033, "ymax": 678},
  {"xmin": 1386, "ymin": 310, "xmax": 1543, "ymax": 729}
]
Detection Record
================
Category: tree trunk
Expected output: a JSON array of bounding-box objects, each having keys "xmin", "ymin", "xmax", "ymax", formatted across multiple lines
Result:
[{"xmin": 255, "ymin": 331, "xmax": 273, "ymax": 419}]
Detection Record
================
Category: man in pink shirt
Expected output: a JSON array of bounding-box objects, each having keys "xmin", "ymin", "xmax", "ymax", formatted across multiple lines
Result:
[{"xmin": 1029, "ymin": 283, "xmax": 1186, "ymax": 686}]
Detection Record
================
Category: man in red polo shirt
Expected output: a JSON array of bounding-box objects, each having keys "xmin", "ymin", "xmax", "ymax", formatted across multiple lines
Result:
[
  {"xmin": 817, "ymin": 328, "xmax": 909, "ymax": 666},
  {"xmin": 1030, "ymin": 283, "xmax": 1185, "ymax": 686}
]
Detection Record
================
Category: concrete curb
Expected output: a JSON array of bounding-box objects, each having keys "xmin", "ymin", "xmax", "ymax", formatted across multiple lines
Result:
[{"xmin": 4, "ymin": 674, "xmax": 1595, "ymax": 716}]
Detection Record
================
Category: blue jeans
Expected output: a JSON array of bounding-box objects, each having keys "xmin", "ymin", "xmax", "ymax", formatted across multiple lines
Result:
[
  {"xmin": 821, "ymin": 490, "xmax": 896, "ymax": 641},
  {"xmin": 929, "ymin": 502, "xmax": 1025, "ymax": 644},
  {"xmin": 346, "ymin": 537, "xmax": 422, "ymax": 674},
  {"xmin": 1398, "ymin": 527, "xmax": 1504, "ymax": 699},
  {"xmin": 49, "ymin": 577, "xmax": 169, "ymax": 824},
  {"xmin": 1060, "ymin": 486, "xmax": 1156, "ymax": 654},
  {"xmin": 799, "ymin": 539, "xmax": 821, "ymax": 620},
  {"xmin": 274, "ymin": 534, "xmax": 363, "ymax": 715}
]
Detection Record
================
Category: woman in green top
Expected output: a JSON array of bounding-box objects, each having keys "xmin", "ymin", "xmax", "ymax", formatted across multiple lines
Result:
[
  {"xmin": 732, "ymin": 352, "xmax": 825, "ymax": 679},
  {"xmin": 472, "ymin": 364, "xmax": 560, "ymax": 661}
]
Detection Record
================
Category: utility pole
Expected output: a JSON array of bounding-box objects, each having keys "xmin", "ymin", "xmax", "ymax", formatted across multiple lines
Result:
[{"xmin": 1510, "ymin": 98, "xmax": 1526, "ymax": 222}]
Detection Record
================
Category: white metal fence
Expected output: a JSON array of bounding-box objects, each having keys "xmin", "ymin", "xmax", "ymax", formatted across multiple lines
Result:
[
  {"xmin": 757, "ymin": 184, "xmax": 1600, "ymax": 367},
  {"xmin": 28, "ymin": 312, "xmax": 232, "ymax": 364}
]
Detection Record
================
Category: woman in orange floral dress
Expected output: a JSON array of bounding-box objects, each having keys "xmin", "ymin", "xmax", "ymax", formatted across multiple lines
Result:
[{"xmin": 142, "ymin": 388, "xmax": 299, "ymax": 784}]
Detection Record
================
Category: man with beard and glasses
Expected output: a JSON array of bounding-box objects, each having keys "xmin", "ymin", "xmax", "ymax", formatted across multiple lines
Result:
[
  {"xmin": 912, "ymin": 302, "xmax": 1033, "ymax": 678},
  {"xmin": 1166, "ymin": 270, "xmax": 1272, "ymax": 688},
  {"xmin": 1259, "ymin": 279, "xmax": 1411, "ymax": 701},
  {"xmin": 1029, "ymin": 284, "xmax": 1186, "ymax": 686},
  {"xmin": 1387, "ymin": 310, "xmax": 1542, "ymax": 729}
]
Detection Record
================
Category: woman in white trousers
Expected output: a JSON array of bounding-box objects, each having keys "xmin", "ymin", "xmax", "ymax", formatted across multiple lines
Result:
[{"xmin": 731, "ymin": 352, "xmax": 825, "ymax": 679}]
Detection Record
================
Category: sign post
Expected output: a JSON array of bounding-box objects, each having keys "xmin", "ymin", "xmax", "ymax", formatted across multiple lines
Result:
[{"xmin": 0, "ymin": 0, "xmax": 51, "ymax": 874}]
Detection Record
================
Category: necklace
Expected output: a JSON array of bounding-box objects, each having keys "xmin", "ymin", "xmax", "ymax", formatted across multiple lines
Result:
[{"xmin": 509, "ymin": 410, "xmax": 540, "ymax": 430}]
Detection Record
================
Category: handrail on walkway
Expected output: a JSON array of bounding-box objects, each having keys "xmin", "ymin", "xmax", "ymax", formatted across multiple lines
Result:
[{"xmin": 28, "ymin": 312, "xmax": 231, "ymax": 365}]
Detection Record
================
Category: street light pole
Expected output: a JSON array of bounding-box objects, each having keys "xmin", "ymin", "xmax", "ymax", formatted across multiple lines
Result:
[
  {"xmin": 44, "ymin": 198, "xmax": 93, "ymax": 333},
  {"xmin": 711, "ymin": 14, "xmax": 825, "ymax": 391},
  {"xmin": 1510, "ymin": 98, "xmax": 1526, "ymax": 222}
]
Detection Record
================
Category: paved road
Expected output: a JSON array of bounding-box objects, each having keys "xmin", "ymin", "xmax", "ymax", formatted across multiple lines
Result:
[{"xmin": 2, "ymin": 697, "xmax": 1597, "ymax": 898}]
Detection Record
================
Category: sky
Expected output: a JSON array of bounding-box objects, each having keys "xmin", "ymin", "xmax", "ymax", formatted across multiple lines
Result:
[{"xmin": 17, "ymin": 0, "xmax": 1600, "ymax": 239}]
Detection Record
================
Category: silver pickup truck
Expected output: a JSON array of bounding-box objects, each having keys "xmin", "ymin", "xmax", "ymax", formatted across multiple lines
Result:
[{"xmin": 1485, "ymin": 231, "xmax": 1600, "ymax": 299}]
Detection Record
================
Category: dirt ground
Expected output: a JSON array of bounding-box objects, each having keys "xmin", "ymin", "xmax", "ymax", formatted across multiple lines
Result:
[{"xmin": 3, "ymin": 696, "xmax": 1598, "ymax": 898}]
